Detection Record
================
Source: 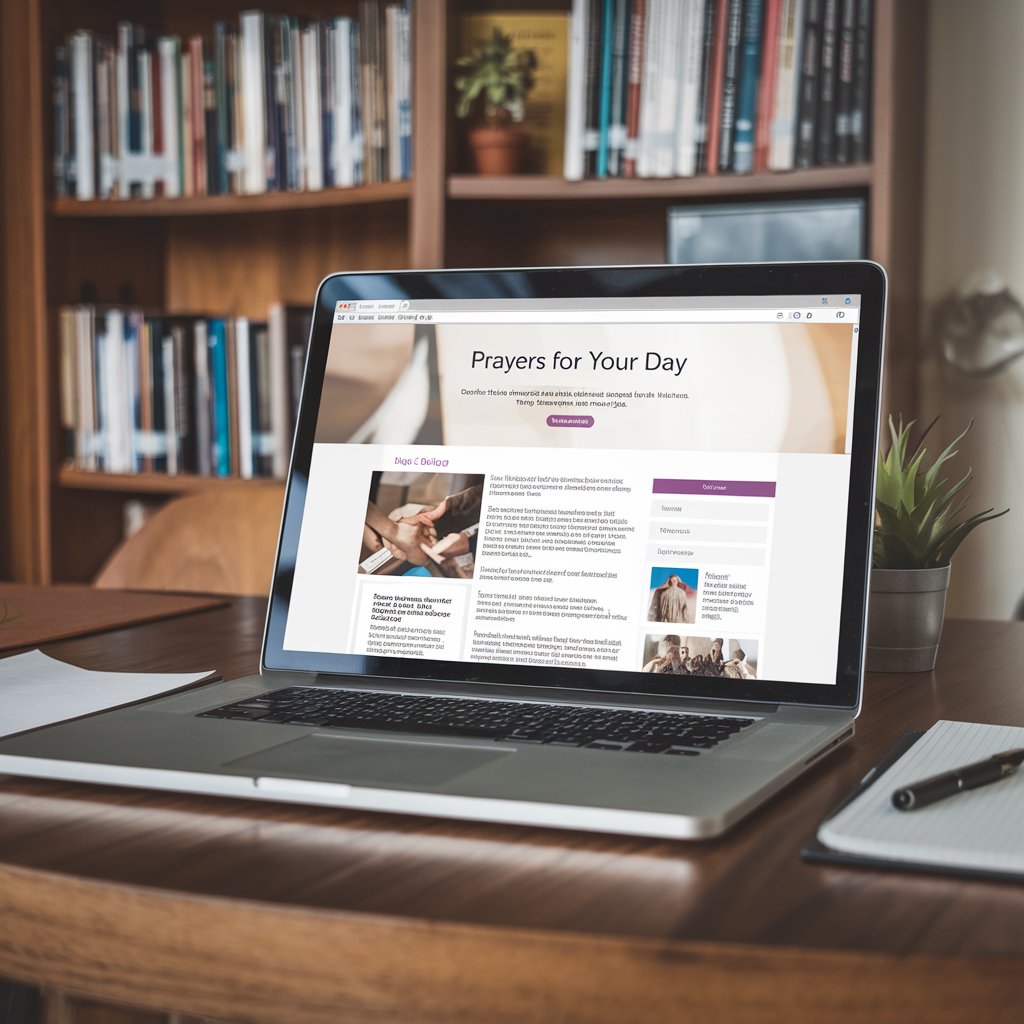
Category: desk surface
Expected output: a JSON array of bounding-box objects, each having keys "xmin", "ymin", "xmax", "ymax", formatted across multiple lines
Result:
[{"xmin": 1, "ymin": 600, "xmax": 1023, "ymax": 1023}]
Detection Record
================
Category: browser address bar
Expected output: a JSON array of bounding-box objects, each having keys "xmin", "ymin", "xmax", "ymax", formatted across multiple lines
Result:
[{"xmin": 334, "ymin": 309, "xmax": 860, "ymax": 324}]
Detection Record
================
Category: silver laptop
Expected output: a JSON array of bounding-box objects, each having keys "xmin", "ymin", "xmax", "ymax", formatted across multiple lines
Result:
[{"xmin": 0, "ymin": 263, "xmax": 885, "ymax": 839}]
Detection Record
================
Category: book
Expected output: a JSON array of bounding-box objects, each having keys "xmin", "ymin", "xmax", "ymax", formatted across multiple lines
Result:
[
  {"xmin": 674, "ymin": 0, "xmax": 706, "ymax": 177},
  {"xmin": 795, "ymin": 0, "xmax": 823, "ymax": 168},
  {"xmin": 814, "ymin": 721, "xmax": 1024, "ymax": 880},
  {"xmin": 622, "ymin": 0, "xmax": 645, "ymax": 177},
  {"xmin": 850, "ymin": 0, "xmax": 871, "ymax": 162},
  {"xmin": 606, "ymin": 0, "xmax": 631, "ymax": 177},
  {"xmin": 753, "ymin": 0, "xmax": 782, "ymax": 172},
  {"xmin": 596, "ymin": 0, "xmax": 615, "ymax": 177},
  {"xmin": 716, "ymin": 0, "xmax": 744, "ymax": 173},
  {"xmin": 703, "ymin": 0, "xmax": 728, "ymax": 174},
  {"xmin": 582, "ymin": 0, "xmax": 604, "ymax": 177},
  {"xmin": 767, "ymin": 0, "xmax": 805, "ymax": 170},
  {"xmin": 732, "ymin": 0, "xmax": 766, "ymax": 174},
  {"xmin": 565, "ymin": 0, "xmax": 589, "ymax": 180},
  {"xmin": 460, "ymin": 12, "xmax": 570, "ymax": 177},
  {"xmin": 815, "ymin": 0, "xmax": 839, "ymax": 164},
  {"xmin": 833, "ymin": 0, "xmax": 855, "ymax": 162},
  {"xmin": 692, "ymin": 0, "xmax": 718, "ymax": 174}
]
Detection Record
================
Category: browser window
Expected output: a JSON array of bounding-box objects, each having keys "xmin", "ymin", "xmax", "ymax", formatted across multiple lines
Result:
[{"xmin": 284, "ymin": 294, "xmax": 861, "ymax": 688}]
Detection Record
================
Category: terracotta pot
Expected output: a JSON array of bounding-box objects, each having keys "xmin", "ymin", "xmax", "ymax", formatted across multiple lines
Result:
[
  {"xmin": 469, "ymin": 125, "xmax": 529, "ymax": 175},
  {"xmin": 866, "ymin": 565, "xmax": 951, "ymax": 672}
]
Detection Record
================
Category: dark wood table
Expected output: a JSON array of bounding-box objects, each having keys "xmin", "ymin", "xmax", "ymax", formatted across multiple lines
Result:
[{"xmin": 1, "ymin": 600, "xmax": 1023, "ymax": 1023}]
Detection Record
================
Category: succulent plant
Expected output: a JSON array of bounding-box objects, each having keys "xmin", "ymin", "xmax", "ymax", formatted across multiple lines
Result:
[
  {"xmin": 454, "ymin": 28, "xmax": 537, "ymax": 124},
  {"xmin": 873, "ymin": 415, "xmax": 1008, "ymax": 569}
]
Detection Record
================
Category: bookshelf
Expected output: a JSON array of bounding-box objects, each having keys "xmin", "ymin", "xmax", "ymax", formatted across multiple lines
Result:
[{"xmin": 0, "ymin": 0, "xmax": 926, "ymax": 585}]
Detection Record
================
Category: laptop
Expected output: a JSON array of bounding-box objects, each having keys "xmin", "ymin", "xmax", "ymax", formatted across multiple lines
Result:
[{"xmin": 0, "ymin": 263, "xmax": 885, "ymax": 839}]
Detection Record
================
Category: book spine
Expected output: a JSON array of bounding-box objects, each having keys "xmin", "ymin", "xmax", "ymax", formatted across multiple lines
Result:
[
  {"xmin": 622, "ymin": 0, "xmax": 644, "ymax": 177},
  {"xmin": 139, "ymin": 45, "xmax": 155, "ymax": 197},
  {"xmin": 716, "ymin": 0, "xmax": 744, "ymax": 173},
  {"xmin": 264, "ymin": 16, "xmax": 280, "ymax": 189},
  {"xmin": 203, "ymin": 50, "xmax": 219, "ymax": 194},
  {"xmin": 636, "ymin": 0, "xmax": 662, "ymax": 177},
  {"xmin": 95, "ymin": 40, "xmax": 115, "ymax": 198},
  {"xmin": 161, "ymin": 333, "xmax": 178, "ymax": 475},
  {"xmin": 596, "ymin": 0, "xmax": 615, "ymax": 177},
  {"xmin": 267, "ymin": 304, "xmax": 291, "ymax": 478},
  {"xmin": 269, "ymin": 18, "xmax": 287, "ymax": 191},
  {"xmin": 674, "ymin": 0, "xmax": 707, "ymax": 178},
  {"xmin": 754, "ymin": 0, "xmax": 782, "ymax": 172},
  {"xmin": 732, "ymin": 0, "xmax": 765, "ymax": 174},
  {"xmin": 172, "ymin": 324, "xmax": 196, "ymax": 474},
  {"xmin": 692, "ymin": 0, "xmax": 718, "ymax": 173},
  {"xmin": 53, "ymin": 44, "xmax": 70, "ymax": 198},
  {"xmin": 398, "ymin": 5, "xmax": 412, "ymax": 179},
  {"xmin": 321, "ymin": 21, "xmax": 335, "ymax": 188},
  {"xmin": 703, "ymin": 0, "xmax": 728, "ymax": 174},
  {"xmin": 252, "ymin": 324, "xmax": 274, "ymax": 477},
  {"xmin": 768, "ymin": 0, "xmax": 804, "ymax": 170},
  {"xmin": 149, "ymin": 318, "xmax": 169, "ymax": 473},
  {"xmin": 795, "ymin": 0, "xmax": 822, "ymax": 168},
  {"xmin": 208, "ymin": 319, "xmax": 230, "ymax": 478},
  {"xmin": 138, "ymin": 317, "xmax": 154, "ymax": 472},
  {"xmin": 350, "ymin": 21, "xmax": 364, "ymax": 185},
  {"xmin": 284, "ymin": 18, "xmax": 302, "ymax": 191},
  {"xmin": 385, "ymin": 5, "xmax": 401, "ymax": 181},
  {"xmin": 181, "ymin": 50, "xmax": 193, "ymax": 196},
  {"xmin": 235, "ymin": 317, "xmax": 254, "ymax": 479},
  {"xmin": 606, "ymin": 0, "xmax": 631, "ymax": 177},
  {"xmin": 303, "ymin": 24, "xmax": 324, "ymax": 190},
  {"xmin": 564, "ymin": 0, "xmax": 588, "ymax": 180},
  {"xmin": 157, "ymin": 38, "xmax": 182, "ymax": 197},
  {"xmin": 193, "ymin": 320, "xmax": 212, "ymax": 476},
  {"xmin": 239, "ymin": 12, "xmax": 266, "ymax": 193},
  {"xmin": 816, "ymin": 0, "xmax": 838, "ymax": 164},
  {"xmin": 187, "ymin": 37, "xmax": 206, "ymax": 195},
  {"xmin": 582, "ymin": 0, "xmax": 603, "ymax": 177},
  {"xmin": 651, "ymin": 0, "xmax": 681, "ymax": 178},
  {"xmin": 70, "ymin": 31, "xmax": 95, "ymax": 200},
  {"xmin": 58, "ymin": 307, "xmax": 78, "ymax": 464},
  {"xmin": 850, "ymin": 0, "xmax": 871, "ymax": 162},
  {"xmin": 213, "ymin": 23, "xmax": 230, "ymax": 194}
]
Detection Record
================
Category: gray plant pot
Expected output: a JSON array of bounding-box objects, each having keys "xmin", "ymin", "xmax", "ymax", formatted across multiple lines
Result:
[{"xmin": 866, "ymin": 565, "xmax": 951, "ymax": 673}]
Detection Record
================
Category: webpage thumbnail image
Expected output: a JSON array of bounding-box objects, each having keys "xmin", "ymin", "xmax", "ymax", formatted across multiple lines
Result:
[
  {"xmin": 642, "ymin": 634, "xmax": 758, "ymax": 680},
  {"xmin": 359, "ymin": 470, "xmax": 484, "ymax": 580},
  {"xmin": 647, "ymin": 566, "xmax": 698, "ymax": 625}
]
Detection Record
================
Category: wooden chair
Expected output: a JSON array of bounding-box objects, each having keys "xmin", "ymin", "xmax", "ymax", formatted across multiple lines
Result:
[{"xmin": 94, "ymin": 485, "xmax": 286, "ymax": 596}]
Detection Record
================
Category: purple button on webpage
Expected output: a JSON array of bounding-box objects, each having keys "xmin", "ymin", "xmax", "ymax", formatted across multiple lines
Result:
[
  {"xmin": 547, "ymin": 414, "xmax": 594, "ymax": 428},
  {"xmin": 652, "ymin": 478, "xmax": 777, "ymax": 498}
]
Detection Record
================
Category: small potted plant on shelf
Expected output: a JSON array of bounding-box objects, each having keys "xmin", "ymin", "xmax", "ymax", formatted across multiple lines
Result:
[
  {"xmin": 867, "ymin": 415, "xmax": 1009, "ymax": 672},
  {"xmin": 454, "ymin": 27, "xmax": 537, "ymax": 175}
]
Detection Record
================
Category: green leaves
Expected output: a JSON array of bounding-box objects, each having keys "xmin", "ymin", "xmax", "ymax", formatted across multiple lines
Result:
[
  {"xmin": 873, "ymin": 415, "xmax": 1009, "ymax": 569},
  {"xmin": 454, "ymin": 29, "xmax": 537, "ymax": 122}
]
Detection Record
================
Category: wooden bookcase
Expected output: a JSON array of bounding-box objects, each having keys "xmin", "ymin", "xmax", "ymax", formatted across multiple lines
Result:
[{"xmin": 0, "ymin": 0, "xmax": 926, "ymax": 584}]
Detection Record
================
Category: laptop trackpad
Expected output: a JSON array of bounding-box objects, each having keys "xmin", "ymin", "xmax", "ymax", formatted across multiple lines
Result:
[{"xmin": 226, "ymin": 732, "xmax": 511, "ymax": 788}]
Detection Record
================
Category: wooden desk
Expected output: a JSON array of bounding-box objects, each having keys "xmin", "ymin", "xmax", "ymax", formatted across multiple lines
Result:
[{"xmin": 1, "ymin": 600, "xmax": 1022, "ymax": 1023}]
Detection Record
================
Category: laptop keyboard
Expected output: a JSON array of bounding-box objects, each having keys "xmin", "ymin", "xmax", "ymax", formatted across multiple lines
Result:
[{"xmin": 200, "ymin": 687, "xmax": 756, "ymax": 756}]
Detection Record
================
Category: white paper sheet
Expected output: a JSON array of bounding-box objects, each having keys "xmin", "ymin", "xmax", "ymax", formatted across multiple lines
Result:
[
  {"xmin": 819, "ymin": 720, "xmax": 1024, "ymax": 874},
  {"xmin": 0, "ymin": 649, "xmax": 214, "ymax": 738}
]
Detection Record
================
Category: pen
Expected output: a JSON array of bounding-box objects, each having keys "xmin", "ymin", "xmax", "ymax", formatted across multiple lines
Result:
[{"xmin": 891, "ymin": 748, "xmax": 1024, "ymax": 811}]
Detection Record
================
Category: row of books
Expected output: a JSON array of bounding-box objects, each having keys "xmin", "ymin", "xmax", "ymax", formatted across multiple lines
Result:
[
  {"xmin": 563, "ymin": 0, "xmax": 873, "ymax": 180},
  {"xmin": 59, "ymin": 305, "xmax": 310, "ymax": 479},
  {"xmin": 53, "ymin": 2, "xmax": 412, "ymax": 200}
]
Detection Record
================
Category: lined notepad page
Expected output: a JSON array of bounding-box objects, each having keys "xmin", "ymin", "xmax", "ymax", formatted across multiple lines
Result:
[{"xmin": 819, "ymin": 720, "xmax": 1024, "ymax": 875}]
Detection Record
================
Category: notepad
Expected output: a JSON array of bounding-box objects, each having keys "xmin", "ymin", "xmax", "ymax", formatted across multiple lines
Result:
[{"xmin": 819, "ymin": 720, "xmax": 1024, "ymax": 876}]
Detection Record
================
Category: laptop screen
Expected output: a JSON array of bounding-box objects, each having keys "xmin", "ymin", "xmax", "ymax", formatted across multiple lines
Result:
[{"xmin": 265, "ymin": 266, "xmax": 883, "ymax": 709}]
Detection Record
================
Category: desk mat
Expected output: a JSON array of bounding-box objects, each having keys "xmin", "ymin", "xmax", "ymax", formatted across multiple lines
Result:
[{"xmin": 0, "ymin": 584, "xmax": 226, "ymax": 654}]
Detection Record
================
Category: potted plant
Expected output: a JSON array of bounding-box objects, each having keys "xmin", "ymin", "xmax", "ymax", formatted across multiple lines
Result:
[
  {"xmin": 867, "ymin": 415, "xmax": 1009, "ymax": 672},
  {"xmin": 454, "ymin": 28, "xmax": 537, "ymax": 175}
]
